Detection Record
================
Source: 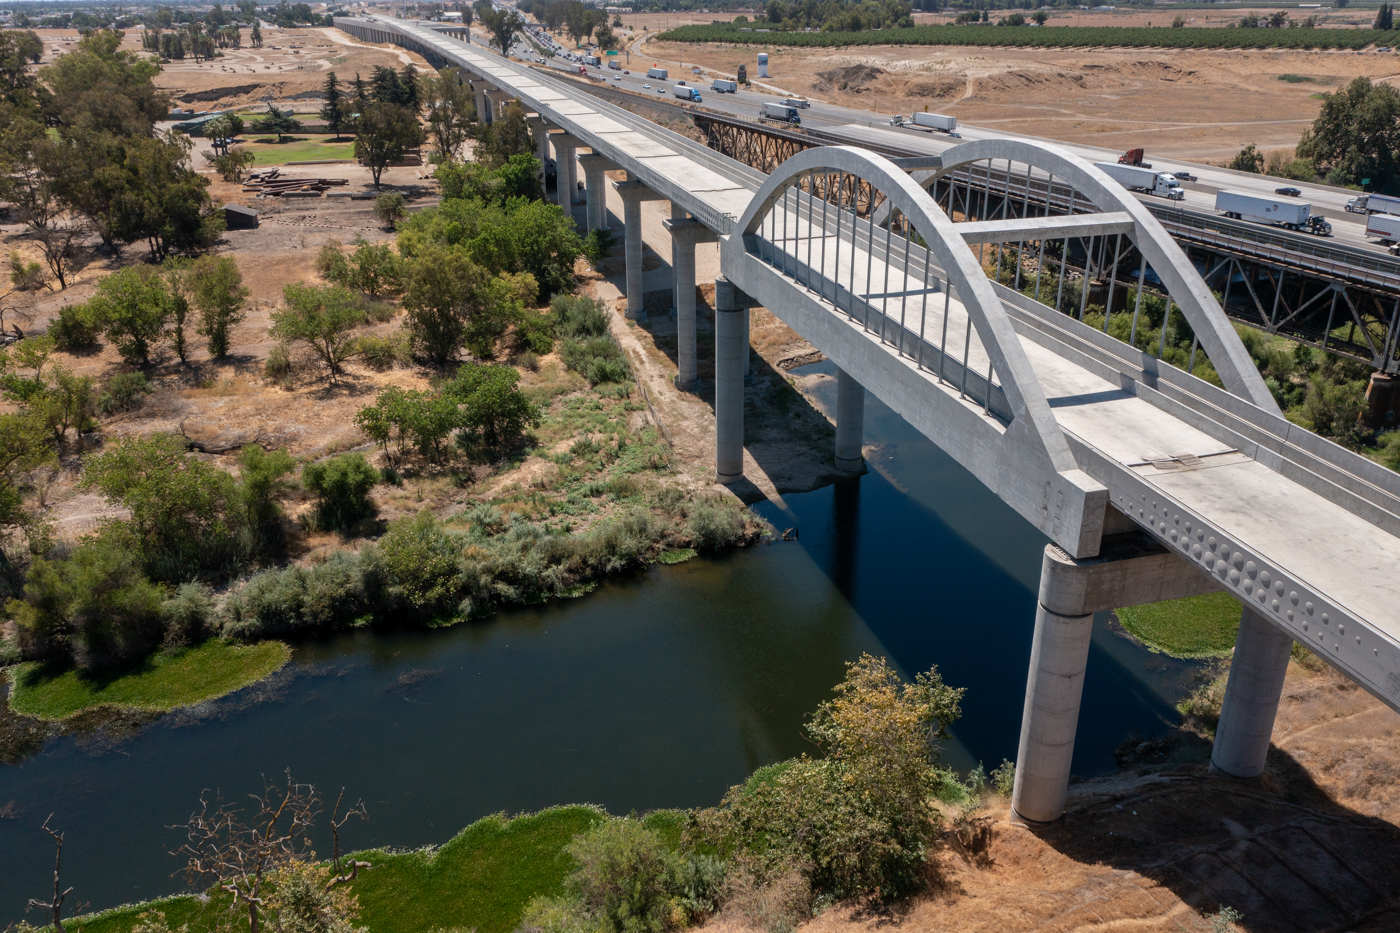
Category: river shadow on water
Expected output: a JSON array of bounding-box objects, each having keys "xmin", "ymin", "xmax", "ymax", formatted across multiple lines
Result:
[{"xmin": 0, "ymin": 360, "xmax": 1205, "ymax": 919}]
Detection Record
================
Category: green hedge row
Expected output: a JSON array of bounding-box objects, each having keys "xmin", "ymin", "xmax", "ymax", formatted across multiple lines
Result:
[{"xmin": 658, "ymin": 23, "xmax": 1390, "ymax": 51}]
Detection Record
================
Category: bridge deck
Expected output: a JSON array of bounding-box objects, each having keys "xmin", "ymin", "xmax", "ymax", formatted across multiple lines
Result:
[{"xmin": 339, "ymin": 17, "xmax": 1400, "ymax": 710}]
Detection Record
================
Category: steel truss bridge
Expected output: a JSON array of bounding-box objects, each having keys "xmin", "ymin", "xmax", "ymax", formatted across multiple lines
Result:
[{"xmin": 335, "ymin": 17, "xmax": 1400, "ymax": 834}]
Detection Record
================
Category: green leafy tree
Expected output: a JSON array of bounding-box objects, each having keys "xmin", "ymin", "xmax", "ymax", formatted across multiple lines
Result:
[
  {"xmin": 421, "ymin": 67, "xmax": 475, "ymax": 163},
  {"xmin": 373, "ymin": 192, "xmax": 408, "ymax": 228},
  {"xmin": 301, "ymin": 453, "xmax": 378, "ymax": 529},
  {"xmin": 205, "ymin": 147, "xmax": 258, "ymax": 182},
  {"xmin": 236, "ymin": 443, "xmax": 297, "ymax": 551},
  {"xmin": 1297, "ymin": 77, "xmax": 1400, "ymax": 192},
  {"xmin": 40, "ymin": 30, "xmax": 168, "ymax": 138},
  {"xmin": 271, "ymin": 283, "xmax": 366, "ymax": 383},
  {"xmin": 189, "ymin": 255, "xmax": 250, "ymax": 358},
  {"xmin": 354, "ymin": 386, "xmax": 462, "ymax": 460},
  {"xmin": 473, "ymin": 99, "xmax": 535, "ymax": 169},
  {"xmin": 1228, "ymin": 143, "xmax": 1264, "ymax": 174},
  {"xmin": 83, "ymin": 266, "xmax": 172, "ymax": 365},
  {"xmin": 250, "ymin": 19, "xmax": 262, "ymax": 46},
  {"xmin": 354, "ymin": 102, "xmax": 426, "ymax": 189},
  {"xmin": 164, "ymin": 259, "xmax": 195, "ymax": 364},
  {"xmin": 401, "ymin": 247, "xmax": 517, "ymax": 363},
  {"xmin": 444, "ymin": 362, "xmax": 541, "ymax": 448},
  {"xmin": 478, "ymin": 0, "xmax": 526, "ymax": 54},
  {"xmin": 320, "ymin": 72, "xmax": 347, "ymax": 139},
  {"xmin": 0, "ymin": 410, "xmax": 56, "ymax": 560},
  {"xmin": 251, "ymin": 102, "xmax": 302, "ymax": 143}
]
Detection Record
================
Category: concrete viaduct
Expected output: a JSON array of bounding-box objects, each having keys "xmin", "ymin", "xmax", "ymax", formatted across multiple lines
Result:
[{"xmin": 335, "ymin": 17, "xmax": 1400, "ymax": 824}]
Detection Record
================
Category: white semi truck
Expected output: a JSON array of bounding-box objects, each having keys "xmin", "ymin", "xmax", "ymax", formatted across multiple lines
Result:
[
  {"xmin": 760, "ymin": 102, "xmax": 801, "ymax": 124},
  {"xmin": 583, "ymin": 54, "xmax": 601, "ymax": 67},
  {"xmin": 1345, "ymin": 192, "xmax": 1400, "ymax": 216},
  {"xmin": 1365, "ymin": 212, "xmax": 1400, "ymax": 253},
  {"xmin": 646, "ymin": 66, "xmax": 668, "ymax": 80},
  {"xmin": 673, "ymin": 85, "xmax": 702, "ymax": 101},
  {"xmin": 890, "ymin": 112, "xmax": 958, "ymax": 136},
  {"xmin": 710, "ymin": 78, "xmax": 738, "ymax": 93},
  {"xmin": 1215, "ymin": 190, "xmax": 1332, "ymax": 235},
  {"xmin": 1093, "ymin": 161, "xmax": 1184, "ymax": 201}
]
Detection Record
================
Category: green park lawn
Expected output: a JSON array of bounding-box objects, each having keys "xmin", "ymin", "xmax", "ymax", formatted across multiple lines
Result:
[
  {"xmin": 7, "ymin": 639, "xmax": 290, "ymax": 720},
  {"xmin": 240, "ymin": 136, "xmax": 356, "ymax": 165},
  {"xmin": 65, "ymin": 807, "xmax": 686, "ymax": 933},
  {"xmin": 1116, "ymin": 591, "xmax": 1243, "ymax": 658}
]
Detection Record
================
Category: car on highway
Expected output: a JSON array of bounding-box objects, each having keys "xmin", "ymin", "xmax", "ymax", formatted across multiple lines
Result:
[
  {"xmin": 656, "ymin": 86, "xmax": 665, "ymax": 93},
  {"xmin": 1173, "ymin": 171, "xmax": 1197, "ymax": 182},
  {"xmin": 613, "ymin": 74, "xmax": 620, "ymax": 80},
  {"xmin": 642, "ymin": 83, "xmax": 650, "ymax": 89},
  {"xmin": 1275, "ymin": 186, "xmax": 1302, "ymax": 197}
]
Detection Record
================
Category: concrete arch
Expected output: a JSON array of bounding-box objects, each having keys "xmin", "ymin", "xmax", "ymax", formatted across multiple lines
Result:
[
  {"xmin": 933, "ymin": 139, "xmax": 1279, "ymax": 413},
  {"xmin": 735, "ymin": 144, "xmax": 1080, "ymax": 475}
]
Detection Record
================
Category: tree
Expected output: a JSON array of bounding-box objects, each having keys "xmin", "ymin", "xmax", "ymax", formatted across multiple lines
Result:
[
  {"xmin": 1228, "ymin": 143, "xmax": 1264, "ymax": 174},
  {"xmin": 251, "ymin": 103, "xmax": 301, "ymax": 143},
  {"xmin": 354, "ymin": 102, "xmax": 425, "ymax": 189},
  {"xmin": 421, "ymin": 66, "xmax": 474, "ymax": 162},
  {"xmin": 83, "ymin": 266, "xmax": 172, "ymax": 365},
  {"xmin": 1297, "ymin": 77, "xmax": 1400, "ymax": 193},
  {"xmin": 40, "ymin": 30, "xmax": 168, "ymax": 138},
  {"xmin": 250, "ymin": 19, "xmax": 262, "ymax": 47},
  {"xmin": 164, "ymin": 259, "xmax": 194, "ymax": 364},
  {"xmin": 205, "ymin": 147, "xmax": 257, "ymax": 182},
  {"xmin": 444, "ymin": 362, "xmax": 541, "ymax": 448},
  {"xmin": 1032, "ymin": 10, "xmax": 1048, "ymax": 25},
  {"xmin": 204, "ymin": 113, "xmax": 245, "ymax": 155},
  {"xmin": 235, "ymin": 443, "xmax": 297, "ymax": 550},
  {"xmin": 302, "ymin": 453, "xmax": 378, "ymax": 528},
  {"xmin": 374, "ymin": 192, "xmax": 408, "ymax": 228},
  {"xmin": 479, "ymin": 1, "xmax": 526, "ymax": 54},
  {"xmin": 473, "ymin": 99, "xmax": 535, "ymax": 169},
  {"xmin": 595, "ymin": 23, "xmax": 617, "ymax": 50},
  {"xmin": 0, "ymin": 409, "xmax": 53, "ymax": 557},
  {"xmin": 270, "ymin": 283, "xmax": 366, "ymax": 383},
  {"xmin": 354, "ymin": 386, "xmax": 462, "ymax": 460},
  {"xmin": 189, "ymin": 255, "xmax": 250, "ymax": 358},
  {"xmin": 321, "ymin": 72, "xmax": 347, "ymax": 138},
  {"xmin": 401, "ymin": 246, "xmax": 504, "ymax": 363},
  {"xmin": 26, "ymin": 816, "xmax": 73, "ymax": 933},
  {"xmin": 175, "ymin": 772, "xmax": 321, "ymax": 933}
]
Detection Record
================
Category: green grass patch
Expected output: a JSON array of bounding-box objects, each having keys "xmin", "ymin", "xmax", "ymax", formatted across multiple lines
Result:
[
  {"xmin": 7, "ymin": 640, "xmax": 290, "ymax": 720},
  {"xmin": 1277, "ymin": 73, "xmax": 1315, "ymax": 83},
  {"xmin": 657, "ymin": 547, "xmax": 697, "ymax": 565},
  {"xmin": 1116, "ymin": 592, "xmax": 1242, "ymax": 659},
  {"xmin": 242, "ymin": 137, "xmax": 356, "ymax": 165}
]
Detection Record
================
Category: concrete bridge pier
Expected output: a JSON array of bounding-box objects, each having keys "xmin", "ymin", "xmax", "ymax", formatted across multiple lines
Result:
[
  {"xmin": 834, "ymin": 368, "xmax": 865, "ymax": 472},
  {"xmin": 527, "ymin": 115, "xmax": 549, "ymax": 190},
  {"xmin": 663, "ymin": 219, "xmax": 717, "ymax": 391},
  {"xmin": 1210, "ymin": 607, "xmax": 1293, "ymax": 778},
  {"xmin": 578, "ymin": 154, "xmax": 618, "ymax": 233},
  {"xmin": 715, "ymin": 276, "xmax": 757, "ymax": 484},
  {"xmin": 473, "ymin": 81, "xmax": 490, "ymax": 124},
  {"xmin": 614, "ymin": 179, "xmax": 667, "ymax": 320},
  {"xmin": 549, "ymin": 134, "xmax": 582, "ymax": 210},
  {"xmin": 484, "ymin": 88, "xmax": 512, "ymax": 123},
  {"xmin": 670, "ymin": 204, "xmax": 686, "ymax": 314},
  {"xmin": 1013, "ymin": 536, "xmax": 1225, "ymax": 823}
]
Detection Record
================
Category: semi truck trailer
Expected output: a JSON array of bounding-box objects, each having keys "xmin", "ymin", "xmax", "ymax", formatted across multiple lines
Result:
[
  {"xmin": 760, "ymin": 102, "xmax": 801, "ymax": 124},
  {"xmin": 890, "ymin": 112, "xmax": 959, "ymax": 135},
  {"xmin": 646, "ymin": 66, "xmax": 668, "ymax": 80},
  {"xmin": 583, "ymin": 54, "xmax": 601, "ymax": 67},
  {"xmin": 710, "ymin": 78, "xmax": 738, "ymax": 93},
  {"xmin": 1345, "ymin": 193, "xmax": 1400, "ymax": 216},
  {"xmin": 673, "ymin": 85, "xmax": 702, "ymax": 101},
  {"xmin": 1093, "ymin": 162, "xmax": 1184, "ymax": 200},
  {"xmin": 1365, "ymin": 212, "xmax": 1400, "ymax": 253},
  {"xmin": 1214, "ymin": 190, "xmax": 1332, "ymax": 235}
]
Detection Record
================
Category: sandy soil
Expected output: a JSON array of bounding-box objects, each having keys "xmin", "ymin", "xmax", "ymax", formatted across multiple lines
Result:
[
  {"xmin": 639, "ymin": 36, "xmax": 1400, "ymax": 161},
  {"xmin": 700, "ymin": 659, "xmax": 1400, "ymax": 933}
]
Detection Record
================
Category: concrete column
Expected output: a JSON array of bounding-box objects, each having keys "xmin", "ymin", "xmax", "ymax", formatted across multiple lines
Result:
[
  {"xmin": 624, "ymin": 194, "xmax": 644, "ymax": 319},
  {"xmin": 834, "ymin": 368, "xmax": 866, "ymax": 472},
  {"xmin": 715, "ymin": 276, "xmax": 749, "ymax": 484},
  {"xmin": 551, "ymin": 139, "xmax": 576, "ymax": 210},
  {"xmin": 528, "ymin": 116, "xmax": 548, "ymax": 190},
  {"xmin": 474, "ymin": 82, "xmax": 489, "ymax": 124},
  {"xmin": 1013, "ymin": 545, "xmax": 1097, "ymax": 824},
  {"xmin": 670, "ymin": 203, "xmax": 686, "ymax": 314},
  {"xmin": 1211, "ymin": 607, "xmax": 1293, "ymax": 778},
  {"xmin": 578, "ymin": 154, "xmax": 617, "ymax": 233},
  {"xmin": 665, "ymin": 220, "xmax": 715, "ymax": 391}
]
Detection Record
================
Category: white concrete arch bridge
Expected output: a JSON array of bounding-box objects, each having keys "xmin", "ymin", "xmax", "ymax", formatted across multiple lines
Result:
[{"xmin": 337, "ymin": 17, "xmax": 1400, "ymax": 824}]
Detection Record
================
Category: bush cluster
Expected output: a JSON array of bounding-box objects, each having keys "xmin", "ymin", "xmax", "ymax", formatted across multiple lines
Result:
[{"xmin": 554, "ymin": 295, "xmax": 631, "ymax": 386}]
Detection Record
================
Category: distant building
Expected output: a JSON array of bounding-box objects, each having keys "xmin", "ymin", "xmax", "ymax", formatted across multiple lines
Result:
[{"xmin": 223, "ymin": 204, "xmax": 259, "ymax": 229}]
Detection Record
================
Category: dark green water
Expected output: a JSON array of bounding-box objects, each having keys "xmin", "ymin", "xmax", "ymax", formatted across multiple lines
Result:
[{"xmin": 0, "ymin": 362, "xmax": 1203, "ymax": 919}]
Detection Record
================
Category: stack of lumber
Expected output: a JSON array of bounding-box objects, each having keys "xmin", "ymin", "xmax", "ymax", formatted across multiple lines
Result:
[
  {"xmin": 356, "ymin": 149, "xmax": 423, "ymax": 168},
  {"xmin": 241, "ymin": 170, "xmax": 350, "ymax": 196}
]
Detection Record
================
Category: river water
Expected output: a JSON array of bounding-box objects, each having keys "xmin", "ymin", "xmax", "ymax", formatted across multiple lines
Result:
[{"xmin": 0, "ymin": 362, "xmax": 1203, "ymax": 920}]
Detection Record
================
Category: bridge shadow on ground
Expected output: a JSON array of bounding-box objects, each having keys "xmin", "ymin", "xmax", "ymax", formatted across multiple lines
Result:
[{"xmin": 1009, "ymin": 666, "xmax": 1400, "ymax": 932}]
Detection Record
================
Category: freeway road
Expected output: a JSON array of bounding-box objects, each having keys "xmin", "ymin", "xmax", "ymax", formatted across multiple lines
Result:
[{"xmin": 467, "ymin": 19, "xmax": 1392, "ymax": 258}]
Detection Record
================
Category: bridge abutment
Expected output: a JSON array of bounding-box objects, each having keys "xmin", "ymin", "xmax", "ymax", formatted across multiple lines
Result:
[
  {"xmin": 1013, "ymin": 535, "xmax": 1225, "ymax": 822},
  {"xmin": 665, "ymin": 219, "xmax": 718, "ymax": 391},
  {"xmin": 715, "ymin": 276, "xmax": 756, "ymax": 483},
  {"xmin": 834, "ymin": 368, "xmax": 865, "ymax": 472},
  {"xmin": 1210, "ymin": 607, "xmax": 1293, "ymax": 779}
]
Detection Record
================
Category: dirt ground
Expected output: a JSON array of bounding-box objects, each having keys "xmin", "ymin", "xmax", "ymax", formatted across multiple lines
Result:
[{"xmin": 638, "ymin": 36, "xmax": 1400, "ymax": 161}]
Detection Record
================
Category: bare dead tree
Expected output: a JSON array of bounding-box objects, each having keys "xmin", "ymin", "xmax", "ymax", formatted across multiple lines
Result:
[
  {"xmin": 325, "ymin": 788, "xmax": 372, "ymax": 890},
  {"xmin": 27, "ymin": 814, "xmax": 74, "ymax": 933},
  {"xmin": 173, "ymin": 771, "xmax": 320, "ymax": 933}
]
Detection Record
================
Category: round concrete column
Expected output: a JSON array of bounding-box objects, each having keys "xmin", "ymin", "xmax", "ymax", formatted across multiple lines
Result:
[
  {"xmin": 623, "ymin": 192, "xmax": 644, "ymax": 320},
  {"xmin": 551, "ymin": 141, "xmax": 575, "ymax": 210},
  {"xmin": 1012, "ymin": 545, "xmax": 1096, "ymax": 823},
  {"xmin": 714, "ymin": 278, "xmax": 748, "ymax": 484},
  {"xmin": 834, "ymin": 367, "xmax": 865, "ymax": 472},
  {"xmin": 530, "ymin": 119, "xmax": 548, "ymax": 190},
  {"xmin": 474, "ymin": 83, "xmax": 489, "ymax": 124},
  {"xmin": 674, "ymin": 235, "xmax": 699, "ymax": 390},
  {"xmin": 1211, "ymin": 607, "xmax": 1292, "ymax": 778},
  {"xmin": 582, "ymin": 163, "xmax": 607, "ymax": 232},
  {"xmin": 670, "ymin": 203, "xmax": 686, "ymax": 314}
]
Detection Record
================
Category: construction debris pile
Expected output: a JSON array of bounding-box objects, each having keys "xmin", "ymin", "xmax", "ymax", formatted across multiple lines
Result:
[{"xmin": 242, "ymin": 169, "xmax": 350, "ymax": 197}]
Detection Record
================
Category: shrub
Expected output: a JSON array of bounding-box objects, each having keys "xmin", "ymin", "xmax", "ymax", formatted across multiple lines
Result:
[
  {"xmin": 689, "ymin": 655, "xmax": 965, "ymax": 901},
  {"xmin": 98, "ymin": 371, "xmax": 152, "ymax": 415},
  {"xmin": 686, "ymin": 498, "xmax": 744, "ymax": 550},
  {"xmin": 357, "ymin": 331, "xmax": 412, "ymax": 370},
  {"xmin": 1380, "ymin": 430, "xmax": 1400, "ymax": 472},
  {"xmin": 518, "ymin": 349, "xmax": 540, "ymax": 371},
  {"xmin": 553, "ymin": 294, "xmax": 611, "ymax": 339},
  {"xmin": 206, "ymin": 147, "xmax": 257, "ymax": 182},
  {"xmin": 345, "ymin": 240, "xmax": 405, "ymax": 298},
  {"xmin": 220, "ymin": 549, "xmax": 385, "ymax": 641},
  {"xmin": 719, "ymin": 862, "xmax": 810, "ymax": 933},
  {"xmin": 378, "ymin": 510, "xmax": 464, "ymax": 618},
  {"xmin": 515, "ymin": 308, "xmax": 558, "ymax": 355},
  {"xmin": 374, "ymin": 191, "xmax": 408, "ymax": 227},
  {"xmin": 581, "ymin": 227, "xmax": 616, "ymax": 266},
  {"xmin": 11, "ymin": 534, "xmax": 167, "ymax": 670},
  {"xmin": 48, "ymin": 303, "xmax": 103, "ymax": 350},
  {"xmin": 162, "ymin": 582, "xmax": 215, "ymax": 648},
  {"xmin": 990, "ymin": 759, "xmax": 1016, "ymax": 797},
  {"xmin": 317, "ymin": 240, "xmax": 351, "ymax": 283},
  {"xmin": 265, "ymin": 342, "xmax": 293, "ymax": 381},
  {"xmin": 302, "ymin": 453, "xmax": 379, "ymax": 530},
  {"xmin": 564, "ymin": 819, "xmax": 681, "ymax": 933},
  {"xmin": 8, "ymin": 251, "xmax": 44, "ymax": 291},
  {"xmin": 444, "ymin": 362, "xmax": 542, "ymax": 449}
]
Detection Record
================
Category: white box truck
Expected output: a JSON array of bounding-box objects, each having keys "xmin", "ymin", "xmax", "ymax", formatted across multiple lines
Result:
[
  {"xmin": 1215, "ymin": 190, "xmax": 1332, "ymax": 235},
  {"xmin": 673, "ymin": 85, "xmax": 702, "ymax": 101},
  {"xmin": 1345, "ymin": 192, "xmax": 1400, "ymax": 216},
  {"xmin": 1094, "ymin": 161, "xmax": 1184, "ymax": 201},
  {"xmin": 780, "ymin": 97, "xmax": 809, "ymax": 109},
  {"xmin": 1366, "ymin": 212, "xmax": 1400, "ymax": 253},
  {"xmin": 711, "ymin": 78, "xmax": 738, "ymax": 93},
  {"xmin": 760, "ymin": 102, "xmax": 801, "ymax": 124},
  {"xmin": 912, "ymin": 111, "xmax": 957, "ymax": 133},
  {"xmin": 646, "ymin": 66, "xmax": 668, "ymax": 80},
  {"xmin": 583, "ymin": 54, "xmax": 601, "ymax": 67}
]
